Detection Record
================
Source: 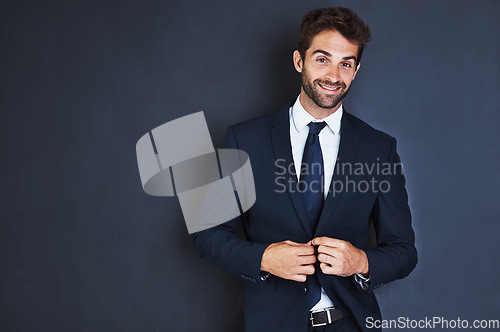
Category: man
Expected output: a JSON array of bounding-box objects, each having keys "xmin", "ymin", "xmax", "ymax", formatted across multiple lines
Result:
[{"xmin": 193, "ymin": 7, "xmax": 417, "ymax": 332}]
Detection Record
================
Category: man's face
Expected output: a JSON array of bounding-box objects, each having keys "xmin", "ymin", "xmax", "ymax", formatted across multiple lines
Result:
[{"xmin": 294, "ymin": 30, "xmax": 360, "ymax": 113}]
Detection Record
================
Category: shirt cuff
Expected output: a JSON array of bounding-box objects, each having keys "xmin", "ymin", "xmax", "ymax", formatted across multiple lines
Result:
[{"xmin": 354, "ymin": 273, "xmax": 370, "ymax": 291}]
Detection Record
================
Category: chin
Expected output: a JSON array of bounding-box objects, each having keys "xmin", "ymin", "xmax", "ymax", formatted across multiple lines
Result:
[{"xmin": 316, "ymin": 98, "xmax": 342, "ymax": 109}]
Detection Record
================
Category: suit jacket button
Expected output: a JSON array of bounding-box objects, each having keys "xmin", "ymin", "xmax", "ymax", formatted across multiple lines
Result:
[{"xmin": 304, "ymin": 287, "xmax": 308, "ymax": 293}]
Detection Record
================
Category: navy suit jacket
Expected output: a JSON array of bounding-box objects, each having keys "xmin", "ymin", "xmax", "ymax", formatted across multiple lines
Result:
[{"xmin": 193, "ymin": 102, "xmax": 417, "ymax": 331}]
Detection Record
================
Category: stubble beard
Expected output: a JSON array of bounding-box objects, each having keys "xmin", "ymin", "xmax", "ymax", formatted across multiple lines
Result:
[{"xmin": 301, "ymin": 68, "xmax": 351, "ymax": 110}]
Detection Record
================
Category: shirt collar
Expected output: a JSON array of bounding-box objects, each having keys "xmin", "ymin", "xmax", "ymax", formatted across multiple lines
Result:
[{"xmin": 290, "ymin": 95, "xmax": 343, "ymax": 135}]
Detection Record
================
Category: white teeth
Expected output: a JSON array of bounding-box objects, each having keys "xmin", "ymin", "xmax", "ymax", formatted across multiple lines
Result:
[{"xmin": 319, "ymin": 84, "xmax": 338, "ymax": 91}]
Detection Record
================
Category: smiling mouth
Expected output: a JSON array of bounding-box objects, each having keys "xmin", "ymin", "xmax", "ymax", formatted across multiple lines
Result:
[{"xmin": 318, "ymin": 83, "xmax": 341, "ymax": 92}]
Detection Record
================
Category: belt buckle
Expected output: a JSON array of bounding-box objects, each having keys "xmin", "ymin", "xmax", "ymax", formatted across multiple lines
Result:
[{"xmin": 309, "ymin": 307, "xmax": 334, "ymax": 327}]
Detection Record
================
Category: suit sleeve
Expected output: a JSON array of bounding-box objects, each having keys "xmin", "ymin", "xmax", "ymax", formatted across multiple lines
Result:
[
  {"xmin": 364, "ymin": 137, "xmax": 418, "ymax": 292},
  {"xmin": 191, "ymin": 125, "xmax": 270, "ymax": 286}
]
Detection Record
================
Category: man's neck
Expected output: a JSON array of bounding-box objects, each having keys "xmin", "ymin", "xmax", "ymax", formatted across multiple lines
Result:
[{"xmin": 299, "ymin": 90, "xmax": 342, "ymax": 120}]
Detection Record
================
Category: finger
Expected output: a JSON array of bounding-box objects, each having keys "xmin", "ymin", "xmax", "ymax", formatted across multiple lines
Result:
[
  {"xmin": 312, "ymin": 237, "xmax": 345, "ymax": 248},
  {"xmin": 298, "ymin": 254, "xmax": 316, "ymax": 265},
  {"xmin": 320, "ymin": 262, "xmax": 337, "ymax": 275},
  {"xmin": 318, "ymin": 253, "xmax": 343, "ymax": 268},
  {"xmin": 317, "ymin": 245, "xmax": 341, "ymax": 257},
  {"xmin": 317, "ymin": 238, "xmax": 350, "ymax": 250},
  {"xmin": 290, "ymin": 274, "xmax": 308, "ymax": 282},
  {"xmin": 317, "ymin": 253, "xmax": 335, "ymax": 265},
  {"xmin": 296, "ymin": 264, "xmax": 315, "ymax": 275},
  {"xmin": 295, "ymin": 245, "xmax": 315, "ymax": 256},
  {"xmin": 313, "ymin": 236, "xmax": 350, "ymax": 249}
]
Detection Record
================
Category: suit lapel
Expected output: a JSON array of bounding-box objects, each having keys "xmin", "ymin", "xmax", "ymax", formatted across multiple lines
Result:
[
  {"xmin": 270, "ymin": 105, "xmax": 313, "ymax": 238},
  {"xmin": 315, "ymin": 112, "xmax": 359, "ymax": 236}
]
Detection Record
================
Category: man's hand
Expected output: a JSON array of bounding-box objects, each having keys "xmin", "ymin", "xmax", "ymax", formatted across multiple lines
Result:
[
  {"xmin": 312, "ymin": 237, "xmax": 369, "ymax": 277},
  {"xmin": 261, "ymin": 240, "xmax": 316, "ymax": 282}
]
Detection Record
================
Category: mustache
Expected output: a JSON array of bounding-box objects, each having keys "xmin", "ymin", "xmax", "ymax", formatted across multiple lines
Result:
[{"xmin": 314, "ymin": 80, "xmax": 346, "ymax": 89}]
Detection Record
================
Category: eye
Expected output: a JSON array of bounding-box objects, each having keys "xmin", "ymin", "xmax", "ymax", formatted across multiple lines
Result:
[
  {"xmin": 317, "ymin": 58, "xmax": 328, "ymax": 63},
  {"xmin": 341, "ymin": 63, "xmax": 352, "ymax": 68}
]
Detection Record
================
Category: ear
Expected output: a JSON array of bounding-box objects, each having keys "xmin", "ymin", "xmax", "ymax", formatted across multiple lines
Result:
[
  {"xmin": 293, "ymin": 50, "xmax": 303, "ymax": 73},
  {"xmin": 353, "ymin": 62, "xmax": 361, "ymax": 80}
]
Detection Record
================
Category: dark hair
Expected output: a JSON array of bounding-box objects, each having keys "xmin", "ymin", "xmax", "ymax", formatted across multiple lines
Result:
[{"xmin": 298, "ymin": 7, "xmax": 372, "ymax": 65}]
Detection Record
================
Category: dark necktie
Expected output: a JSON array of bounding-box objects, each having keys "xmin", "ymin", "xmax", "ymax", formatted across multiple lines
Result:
[
  {"xmin": 299, "ymin": 121, "xmax": 327, "ymax": 309},
  {"xmin": 300, "ymin": 121, "xmax": 327, "ymax": 232}
]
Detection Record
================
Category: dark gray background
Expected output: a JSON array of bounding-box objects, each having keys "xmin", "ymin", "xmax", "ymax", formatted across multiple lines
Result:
[{"xmin": 1, "ymin": 0, "xmax": 499, "ymax": 331}]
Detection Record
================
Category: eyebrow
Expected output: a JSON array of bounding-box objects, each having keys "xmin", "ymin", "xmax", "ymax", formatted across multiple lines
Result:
[
  {"xmin": 342, "ymin": 56, "xmax": 357, "ymax": 62},
  {"xmin": 311, "ymin": 49, "xmax": 357, "ymax": 62},
  {"xmin": 311, "ymin": 49, "xmax": 332, "ymax": 57}
]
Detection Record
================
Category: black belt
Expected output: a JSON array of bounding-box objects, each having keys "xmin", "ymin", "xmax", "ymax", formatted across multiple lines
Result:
[{"xmin": 308, "ymin": 307, "xmax": 344, "ymax": 327}]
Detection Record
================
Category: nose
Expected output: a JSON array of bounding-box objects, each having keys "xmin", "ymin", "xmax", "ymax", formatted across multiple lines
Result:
[{"xmin": 325, "ymin": 64, "xmax": 341, "ymax": 83}]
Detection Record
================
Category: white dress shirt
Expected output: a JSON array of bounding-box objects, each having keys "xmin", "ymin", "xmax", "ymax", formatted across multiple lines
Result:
[{"xmin": 289, "ymin": 95, "xmax": 342, "ymax": 311}]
